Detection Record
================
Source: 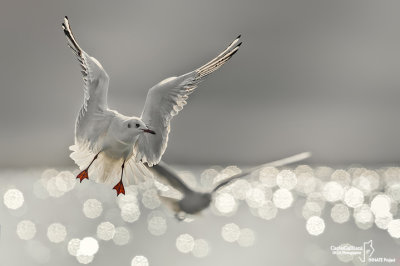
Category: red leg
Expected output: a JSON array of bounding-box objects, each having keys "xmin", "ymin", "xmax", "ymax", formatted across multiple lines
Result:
[
  {"xmin": 113, "ymin": 161, "xmax": 126, "ymax": 196},
  {"xmin": 76, "ymin": 153, "xmax": 99, "ymax": 183}
]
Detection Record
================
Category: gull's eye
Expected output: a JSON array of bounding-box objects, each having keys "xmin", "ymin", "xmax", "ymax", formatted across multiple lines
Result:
[
  {"xmin": 127, "ymin": 123, "xmax": 131, "ymax": 128},
  {"xmin": 135, "ymin": 123, "xmax": 140, "ymax": 128}
]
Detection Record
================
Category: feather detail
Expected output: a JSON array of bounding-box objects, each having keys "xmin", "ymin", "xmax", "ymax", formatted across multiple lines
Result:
[{"xmin": 137, "ymin": 35, "xmax": 241, "ymax": 166}]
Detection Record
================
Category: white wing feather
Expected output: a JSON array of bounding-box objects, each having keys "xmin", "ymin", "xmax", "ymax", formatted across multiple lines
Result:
[
  {"xmin": 62, "ymin": 16, "xmax": 111, "ymax": 147},
  {"xmin": 137, "ymin": 36, "xmax": 242, "ymax": 166},
  {"xmin": 63, "ymin": 16, "xmax": 117, "ymax": 181}
]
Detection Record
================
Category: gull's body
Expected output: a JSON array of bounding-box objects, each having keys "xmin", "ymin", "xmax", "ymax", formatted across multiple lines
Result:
[
  {"xmin": 62, "ymin": 17, "xmax": 242, "ymax": 194},
  {"xmin": 147, "ymin": 152, "xmax": 311, "ymax": 218}
]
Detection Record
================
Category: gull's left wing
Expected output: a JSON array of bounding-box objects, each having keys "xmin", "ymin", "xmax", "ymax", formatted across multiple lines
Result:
[
  {"xmin": 136, "ymin": 36, "xmax": 242, "ymax": 166},
  {"xmin": 147, "ymin": 161, "xmax": 192, "ymax": 194},
  {"xmin": 212, "ymin": 152, "xmax": 311, "ymax": 193}
]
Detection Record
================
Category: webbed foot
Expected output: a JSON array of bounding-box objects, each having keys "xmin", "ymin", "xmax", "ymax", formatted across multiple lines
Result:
[
  {"xmin": 113, "ymin": 180, "xmax": 125, "ymax": 196},
  {"xmin": 76, "ymin": 169, "xmax": 89, "ymax": 183}
]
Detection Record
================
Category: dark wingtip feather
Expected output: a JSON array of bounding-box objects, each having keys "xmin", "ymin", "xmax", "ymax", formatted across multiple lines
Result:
[
  {"xmin": 237, "ymin": 42, "xmax": 242, "ymax": 47},
  {"xmin": 230, "ymin": 49, "xmax": 239, "ymax": 57},
  {"xmin": 237, "ymin": 34, "xmax": 241, "ymax": 39}
]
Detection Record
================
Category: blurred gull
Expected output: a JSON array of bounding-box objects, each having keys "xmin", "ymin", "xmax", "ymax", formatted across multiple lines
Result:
[
  {"xmin": 61, "ymin": 16, "xmax": 242, "ymax": 195},
  {"xmin": 146, "ymin": 152, "xmax": 310, "ymax": 219}
]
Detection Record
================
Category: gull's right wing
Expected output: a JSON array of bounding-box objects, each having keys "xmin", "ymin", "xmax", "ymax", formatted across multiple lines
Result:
[
  {"xmin": 64, "ymin": 16, "xmax": 114, "ymax": 173},
  {"xmin": 62, "ymin": 16, "xmax": 110, "ymax": 125}
]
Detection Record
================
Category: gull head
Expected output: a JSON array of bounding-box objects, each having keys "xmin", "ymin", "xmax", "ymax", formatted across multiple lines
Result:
[{"xmin": 110, "ymin": 117, "xmax": 155, "ymax": 145}]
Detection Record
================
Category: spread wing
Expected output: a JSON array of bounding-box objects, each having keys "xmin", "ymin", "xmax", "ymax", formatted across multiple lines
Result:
[
  {"xmin": 212, "ymin": 152, "xmax": 311, "ymax": 193},
  {"xmin": 136, "ymin": 36, "xmax": 242, "ymax": 166},
  {"xmin": 62, "ymin": 16, "xmax": 110, "ymax": 141}
]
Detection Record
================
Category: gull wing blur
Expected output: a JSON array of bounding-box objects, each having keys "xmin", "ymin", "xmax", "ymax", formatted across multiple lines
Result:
[
  {"xmin": 145, "ymin": 161, "xmax": 192, "ymax": 195},
  {"xmin": 136, "ymin": 36, "xmax": 242, "ymax": 166},
  {"xmin": 147, "ymin": 152, "xmax": 310, "ymax": 195},
  {"xmin": 211, "ymin": 152, "xmax": 311, "ymax": 193},
  {"xmin": 146, "ymin": 152, "xmax": 311, "ymax": 217},
  {"xmin": 62, "ymin": 17, "xmax": 110, "ymax": 142}
]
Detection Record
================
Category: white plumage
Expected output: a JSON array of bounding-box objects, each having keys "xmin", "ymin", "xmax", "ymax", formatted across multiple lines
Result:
[{"xmin": 62, "ymin": 17, "xmax": 242, "ymax": 194}]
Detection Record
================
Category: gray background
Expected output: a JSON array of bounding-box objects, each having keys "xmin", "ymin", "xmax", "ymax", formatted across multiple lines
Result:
[
  {"xmin": 1, "ymin": 0, "xmax": 400, "ymax": 167},
  {"xmin": 1, "ymin": 2, "xmax": 400, "ymax": 265}
]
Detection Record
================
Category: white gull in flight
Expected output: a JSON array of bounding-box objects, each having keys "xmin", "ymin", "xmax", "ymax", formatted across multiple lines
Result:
[{"xmin": 61, "ymin": 16, "xmax": 242, "ymax": 195}]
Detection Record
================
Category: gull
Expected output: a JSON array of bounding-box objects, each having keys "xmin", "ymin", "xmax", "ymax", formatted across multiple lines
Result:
[
  {"xmin": 62, "ymin": 17, "xmax": 242, "ymax": 195},
  {"xmin": 146, "ymin": 152, "xmax": 311, "ymax": 219}
]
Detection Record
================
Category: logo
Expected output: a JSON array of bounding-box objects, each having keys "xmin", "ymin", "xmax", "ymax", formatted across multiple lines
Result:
[
  {"xmin": 330, "ymin": 240, "xmax": 396, "ymax": 264},
  {"xmin": 360, "ymin": 240, "xmax": 374, "ymax": 263}
]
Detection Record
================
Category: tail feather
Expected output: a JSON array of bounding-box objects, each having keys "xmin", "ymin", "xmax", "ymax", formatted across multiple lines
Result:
[{"xmin": 69, "ymin": 144, "xmax": 151, "ymax": 185}]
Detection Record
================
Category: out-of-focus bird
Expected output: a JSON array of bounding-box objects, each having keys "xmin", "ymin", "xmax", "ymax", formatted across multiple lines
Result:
[
  {"xmin": 61, "ymin": 16, "xmax": 242, "ymax": 195},
  {"xmin": 146, "ymin": 152, "xmax": 311, "ymax": 219}
]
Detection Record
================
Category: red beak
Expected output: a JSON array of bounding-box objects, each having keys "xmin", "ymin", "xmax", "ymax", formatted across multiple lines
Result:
[{"xmin": 142, "ymin": 129, "xmax": 156, "ymax": 135}]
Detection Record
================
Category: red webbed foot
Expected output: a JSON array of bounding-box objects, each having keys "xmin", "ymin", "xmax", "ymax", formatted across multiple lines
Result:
[
  {"xmin": 113, "ymin": 180, "xmax": 125, "ymax": 196},
  {"xmin": 77, "ymin": 169, "xmax": 89, "ymax": 183}
]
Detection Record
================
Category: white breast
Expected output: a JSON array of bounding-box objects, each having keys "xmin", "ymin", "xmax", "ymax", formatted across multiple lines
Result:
[{"xmin": 101, "ymin": 133, "xmax": 136, "ymax": 160}]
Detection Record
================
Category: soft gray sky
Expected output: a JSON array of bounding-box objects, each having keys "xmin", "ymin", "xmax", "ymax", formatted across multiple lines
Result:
[{"xmin": 1, "ymin": 0, "xmax": 400, "ymax": 167}]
